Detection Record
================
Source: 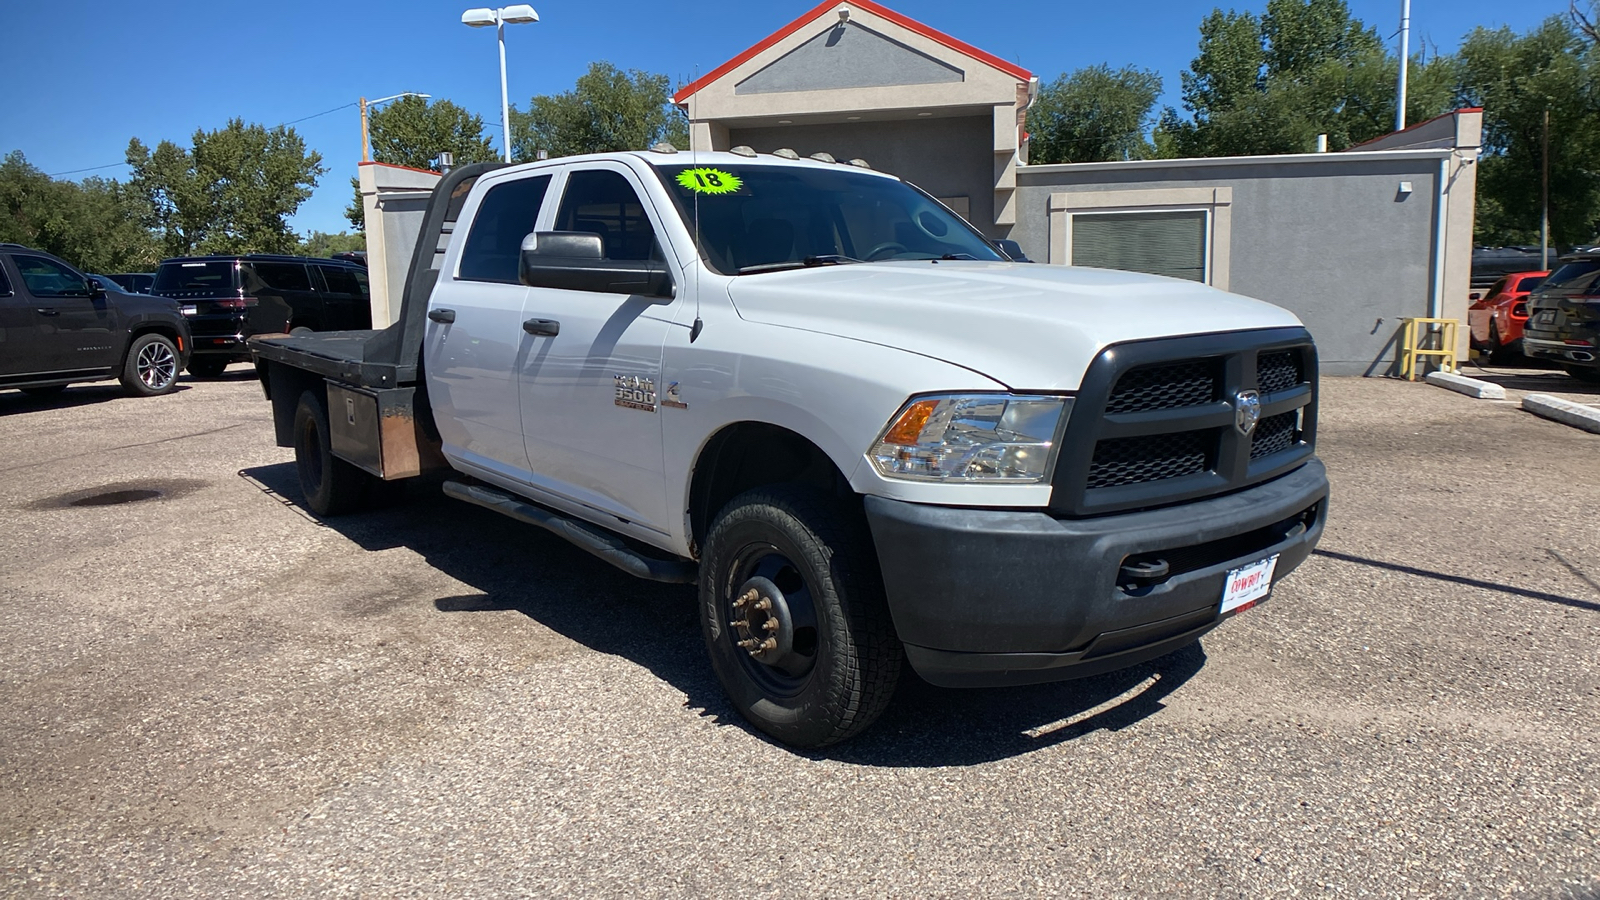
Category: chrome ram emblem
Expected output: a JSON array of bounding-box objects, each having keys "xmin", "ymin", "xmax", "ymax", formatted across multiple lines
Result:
[{"xmin": 1234, "ymin": 389, "xmax": 1262, "ymax": 436}]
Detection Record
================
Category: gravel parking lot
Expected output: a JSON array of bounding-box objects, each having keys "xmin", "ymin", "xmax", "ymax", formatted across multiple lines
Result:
[{"xmin": 2, "ymin": 368, "xmax": 1597, "ymax": 898}]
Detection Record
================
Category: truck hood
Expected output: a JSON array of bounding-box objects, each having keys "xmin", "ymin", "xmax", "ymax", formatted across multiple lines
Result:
[{"xmin": 724, "ymin": 261, "xmax": 1305, "ymax": 390}]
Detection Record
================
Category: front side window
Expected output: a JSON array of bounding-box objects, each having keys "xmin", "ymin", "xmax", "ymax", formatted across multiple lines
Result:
[
  {"xmin": 656, "ymin": 163, "xmax": 1002, "ymax": 275},
  {"xmin": 459, "ymin": 174, "xmax": 553, "ymax": 284},
  {"xmin": 555, "ymin": 170, "xmax": 660, "ymax": 262},
  {"xmin": 318, "ymin": 265, "xmax": 364, "ymax": 296},
  {"xmin": 15, "ymin": 255, "xmax": 90, "ymax": 297}
]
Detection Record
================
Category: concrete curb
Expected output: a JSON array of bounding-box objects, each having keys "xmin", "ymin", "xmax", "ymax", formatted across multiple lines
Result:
[
  {"xmin": 1424, "ymin": 370, "xmax": 1507, "ymax": 400},
  {"xmin": 1522, "ymin": 393, "xmax": 1600, "ymax": 434}
]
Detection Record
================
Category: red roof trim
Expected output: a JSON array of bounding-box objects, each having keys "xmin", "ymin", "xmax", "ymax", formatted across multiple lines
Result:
[
  {"xmin": 357, "ymin": 160, "xmax": 441, "ymax": 176},
  {"xmin": 673, "ymin": 0, "xmax": 1031, "ymax": 104},
  {"xmin": 1344, "ymin": 107, "xmax": 1482, "ymax": 151}
]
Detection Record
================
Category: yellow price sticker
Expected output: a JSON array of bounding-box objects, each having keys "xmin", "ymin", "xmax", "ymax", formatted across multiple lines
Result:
[{"xmin": 676, "ymin": 167, "xmax": 742, "ymax": 195}]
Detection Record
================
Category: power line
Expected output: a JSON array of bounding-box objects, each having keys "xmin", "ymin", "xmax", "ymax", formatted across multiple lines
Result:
[{"xmin": 43, "ymin": 100, "xmax": 361, "ymax": 179}]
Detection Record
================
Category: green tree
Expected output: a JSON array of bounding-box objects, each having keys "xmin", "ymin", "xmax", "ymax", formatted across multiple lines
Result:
[
  {"xmin": 1157, "ymin": 0, "xmax": 1455, "ymax": 156},
  {"xmin": 345, "ymin": 97, "xmax": 498, "ymax": 229},
  {"xmin": 300, "ymin": 230, "xmax": 366, "ymax": 257},
  {"xmin": 510, "ymin": 62, "xmax": 686, "ymax": 161},
  {"xmin": 1027, "ymin": 65, "xmax": 1163, "ymax": 164},
  {"xmin": 0, "ymin": 151, "xmax": 159, "ymax": 272},
  {"xmin": 126, "ymin": 119, "xmax": 324, "ymax": 257},
  {"xmin": 1458, "ymin": 17, "xmax": 1600, "ymax": 246}
]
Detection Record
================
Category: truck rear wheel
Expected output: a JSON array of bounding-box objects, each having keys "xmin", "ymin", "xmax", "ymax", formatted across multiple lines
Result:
[
  {"xmin": 699, "ymin": 485, "xmax": 902, "ymax": 748},
  {"xmin": 293, "ymin": 389, "xmax": 369, "ymax": 517}
]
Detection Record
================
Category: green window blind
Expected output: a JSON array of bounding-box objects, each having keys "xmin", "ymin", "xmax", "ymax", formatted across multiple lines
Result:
[{"xmin": 1071, "ymin": 210, "xmax": 1207, "ymax": 282}]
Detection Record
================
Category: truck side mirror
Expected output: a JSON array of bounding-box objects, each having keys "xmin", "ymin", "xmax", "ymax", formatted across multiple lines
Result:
[
  {"xmin": 993, "ymin": 239, "xmax": 1032, "ymax": 263},
  {"xmin": 519, "ymin": 231, "xmax": 675, "ymax": 300}
]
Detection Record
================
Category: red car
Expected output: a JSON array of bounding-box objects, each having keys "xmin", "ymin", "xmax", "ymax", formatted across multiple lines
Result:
[{"xmin": 1469, "ymin": 270, "xmax": 1549, "ymax": 360}]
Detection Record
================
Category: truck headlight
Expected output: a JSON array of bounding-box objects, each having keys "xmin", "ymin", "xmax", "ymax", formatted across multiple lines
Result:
[{"xmin": 869, "ymin": 394, "xmax": 1070, "ymax": 482}]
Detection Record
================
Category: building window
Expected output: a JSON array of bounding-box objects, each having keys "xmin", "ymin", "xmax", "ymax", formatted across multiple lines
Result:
[
  {"xmin": 1070, "ymin": 210, "xmax": 1208, "ymax": 282},
  {"xmin": 1048, "ymin": 187, "xmax": 1232, "ymax": 290}
]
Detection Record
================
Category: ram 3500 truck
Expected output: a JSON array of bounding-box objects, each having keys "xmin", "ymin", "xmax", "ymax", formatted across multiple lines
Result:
[{"xmin": 251, "ymin": 151, "xmax": 1328, "ymax": 748}]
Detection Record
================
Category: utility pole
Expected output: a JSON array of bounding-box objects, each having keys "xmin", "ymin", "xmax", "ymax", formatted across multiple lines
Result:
[
  {"xmin": 1542, "ymin": 108, "xmax": 1551, "ymax": 271},
  {"xmin": 360, "ymin": 97, "xmax": 370, "ymax": 162},
  {"xmin": 1395, "ymin": 0, "xmax": 1410, "ymax": 132}
]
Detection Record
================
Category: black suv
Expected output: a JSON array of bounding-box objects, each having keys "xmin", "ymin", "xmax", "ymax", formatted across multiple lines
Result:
[
  {"xmin": 0, "ymin": 244, "xmax": 190, "ymax": 397},
  {"xmin": 151, "ymin": 255, "xmax": 371, "ymax": 377},
  {"xmin": 1523, "ymin": 249, "xmax": 1600, "ymax": 382}
]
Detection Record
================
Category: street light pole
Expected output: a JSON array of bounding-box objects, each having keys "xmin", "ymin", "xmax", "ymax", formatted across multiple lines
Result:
[
  {"xmin": 463, "ymin": 5, "xmax": 539, "ymax": 164},
  {"xmin": 1395, "ymin": 0, "xmax": 1410, "ymax": 132}
]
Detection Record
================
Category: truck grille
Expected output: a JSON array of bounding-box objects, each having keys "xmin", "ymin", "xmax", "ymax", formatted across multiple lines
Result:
[{"xmin": 1050, "ymin": 329, "xmax": 1317, "ymax": 517}]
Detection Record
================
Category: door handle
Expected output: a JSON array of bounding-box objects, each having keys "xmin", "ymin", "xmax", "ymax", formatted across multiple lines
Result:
[
  {"xmin": 523, "ymin": 318, "xmax": 560, "ymax": 336},
  {"xmin": 427, "ymin": 308, "xmax": 456, "ymax": 324},
  {"xmin": 36, "ymin": 308, "xmax": 60, "ymax": 316}
]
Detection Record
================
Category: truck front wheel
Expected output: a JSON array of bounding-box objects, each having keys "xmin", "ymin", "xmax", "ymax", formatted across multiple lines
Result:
[
  {"xmin": 293, "ymin": 389, "xmax": 369, "ymax": 517},
  {"xmin": 699, "ymin": 486, "xmax": 902, "ymax": 748}
]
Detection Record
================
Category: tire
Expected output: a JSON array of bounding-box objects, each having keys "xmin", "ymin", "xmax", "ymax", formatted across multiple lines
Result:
[
  {"xmin": 699, "ymin": 485, "xmax": 902, "ymax": 749},
  {"xmin": 293, "ymin": 389, "xmax": 369, "ymax": 516},
  {"xmin": 1485, "ymin": 321, "xmax": 1506, "ymax": 364},
  {"xmin": 120, "ymin": 333, "xmax": 180, "ymax": 396},
  {"xmin": 187, "ymin": 357, "xmax": 229, "ymax": 378},
  {"xmin": 20, "ymin": 385, "xmax": 66, "ymax": 397},
  {"xmin": 1563, "ymin": 364, "xmax": 1600, "ymax": 384}
]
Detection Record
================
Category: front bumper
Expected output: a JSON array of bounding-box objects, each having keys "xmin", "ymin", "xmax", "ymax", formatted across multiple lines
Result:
[{"xmin": 863, "ymin": 459, "xmax": 1328, "ymax": 687}]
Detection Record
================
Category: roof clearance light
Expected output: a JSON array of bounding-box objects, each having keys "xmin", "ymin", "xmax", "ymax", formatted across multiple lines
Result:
[
  {"xmin": 730, "ymin": 146, "xmax": 758, "ymax": 157},
  {"xmin": 773, "ymin": 148, "xmax": 800, "ymax": 160},
  {"xmin": 810, "ymin": 152, "xmax": 837, "ymax": 163},
  {"xmin": 649, "ymin": 142, "xmax": 678, "ymax": 154},
  {"xmin": 848, "ymin": 158, "xmax": 871, "ymax": 169}
]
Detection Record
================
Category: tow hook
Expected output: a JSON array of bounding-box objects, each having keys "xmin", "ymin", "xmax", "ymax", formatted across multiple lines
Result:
[{"xmin": 1119, "ymin": 557, "xmax": 1171, "ymax": 588}]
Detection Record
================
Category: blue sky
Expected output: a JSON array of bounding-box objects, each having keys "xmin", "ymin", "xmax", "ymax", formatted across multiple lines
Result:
[{"xmin": 1, "ymin": 0, "xmax": 1564, "ymax": 236}]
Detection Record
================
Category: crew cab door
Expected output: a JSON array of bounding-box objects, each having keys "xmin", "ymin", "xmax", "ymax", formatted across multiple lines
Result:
[
  {"xmin": 0, "ymin": 261, "xmax": 37, "ymax": 377},
  {"xmin": 424, "ymin": 172, "xmax": 555, "ymax": 483},
  {"xmin": 517, "ymin": 164, "xmax": 679, "ymax": 533},
  {"xmin": 10, "ymin": 254, "xmax": 120, "ymax": 373}
]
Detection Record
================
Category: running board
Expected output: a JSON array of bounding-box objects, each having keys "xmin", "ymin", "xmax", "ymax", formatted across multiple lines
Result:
[{"xmin": 442, "ymin": 480, "xmax": 698, "ymax": 584}]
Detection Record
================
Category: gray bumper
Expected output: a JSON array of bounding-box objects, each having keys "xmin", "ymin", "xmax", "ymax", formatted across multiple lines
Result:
[{"xmin": 863, "ymin": 459, "xmax": 1328, "ymax": 687}]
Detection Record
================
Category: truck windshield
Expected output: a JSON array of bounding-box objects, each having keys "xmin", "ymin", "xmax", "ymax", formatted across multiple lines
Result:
[{"xmin": 655, "ymin": 163, "xmax": 1004, "ymax": 275}]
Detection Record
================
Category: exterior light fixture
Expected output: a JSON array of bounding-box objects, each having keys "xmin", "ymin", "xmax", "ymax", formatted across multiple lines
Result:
[{"xmin": 462, "ymin": 5, "xmax": 540, "ymax": 162}]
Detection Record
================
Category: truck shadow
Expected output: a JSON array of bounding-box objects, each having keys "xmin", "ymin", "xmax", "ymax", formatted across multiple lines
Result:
[
  {"xmin": 0, "ymin": 382, "xmax": 192, "ymax": 414},
  {"xmin": 241, "ymin": 461, "xmax": 1209, "ymax": 767}
]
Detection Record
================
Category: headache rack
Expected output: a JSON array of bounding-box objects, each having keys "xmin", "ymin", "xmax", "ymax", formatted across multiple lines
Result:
[{"xmin": 1050, "ymin": 328, "xmax": 1318, "ymax": 517}]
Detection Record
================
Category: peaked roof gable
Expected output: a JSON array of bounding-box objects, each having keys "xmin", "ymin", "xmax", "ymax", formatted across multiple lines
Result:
[{"xmin": 673, "ymin": 0, "xmax": 1031, "ymax": 104}]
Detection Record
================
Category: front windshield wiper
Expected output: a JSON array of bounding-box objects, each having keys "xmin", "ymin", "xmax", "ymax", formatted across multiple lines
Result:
[{"xmin": 736, "ymin": 254, "xmax": 863, "ymax": 275}]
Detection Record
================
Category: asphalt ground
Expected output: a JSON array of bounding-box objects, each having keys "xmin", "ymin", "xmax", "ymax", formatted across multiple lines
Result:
[
  {"xmin": 1, "ymin": 367, "xmax": 1596, "ymax": 898},
  {"xmin": 1464, "ymin": 355, "xmax": 1600, "ymax": 409}
]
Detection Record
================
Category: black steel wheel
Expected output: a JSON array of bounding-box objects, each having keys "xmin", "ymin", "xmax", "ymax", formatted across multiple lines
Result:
[
  {"xmin": 699, "ymin": 485, "xmax": 902, "ymax": 749},
  {"xmin": 119, "ymin": 333, "xmax": 180, "ymax": 396},
  {"xmin": 293, "ymin": 389, "xmax": 369, "ymax": 517}
]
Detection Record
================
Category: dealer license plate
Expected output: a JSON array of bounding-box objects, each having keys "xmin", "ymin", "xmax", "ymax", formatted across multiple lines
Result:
[
  {"xmin": 1536, "ymin": 310, "xmax": 1557, "ymax": 326},
  {"xmin": 1221, "ymin": 555, "xmax": 1279, "ymax": 615}
]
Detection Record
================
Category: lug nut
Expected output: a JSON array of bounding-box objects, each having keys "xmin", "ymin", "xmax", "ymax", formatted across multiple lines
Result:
[
  {"xmin": 754, "ymin": 598, "xmax": 772, "ymax": 611},
  {"xmin": 760, "ymin": 638, "xmax": 777, "ymax": 651},
  {"xmin": 731, "ymin": 619, "xmax": 749, "ymax": 630},
  {"xmin": 763, "ymin": 619, "xmax": 779, "ymax": 632}
]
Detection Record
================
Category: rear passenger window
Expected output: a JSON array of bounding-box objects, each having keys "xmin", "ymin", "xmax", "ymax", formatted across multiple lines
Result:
[
  {"xmin": 250, "ymin": 263, "xmax": 312, "ymax": 292},
  {"xmin": 318, "ymin": 265, "xmax": 363, "ymax": 296},
  {"xmin": 459, "ymin": 175, "xmax": 553, "ymax": 284},
  {"xmin": 14, "ymin": 255, "xmax": 90, "ymax": 297},
  {"xmin": 554, "ymin": 170, "xmax": 660, "ymax": 261}
]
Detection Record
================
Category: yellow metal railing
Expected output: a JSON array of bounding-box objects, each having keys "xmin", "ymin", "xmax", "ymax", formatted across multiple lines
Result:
[{"xmin": 1399, "ymin": 317, "xmax": 1459, "ymax": 381}]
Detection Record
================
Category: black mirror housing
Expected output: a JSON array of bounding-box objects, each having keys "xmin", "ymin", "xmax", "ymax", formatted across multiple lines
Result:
[
  {"xmin": 993, "ymin": 239, "xmax": 1032, "ymax": 263},
  {"xmin": 519, "ymin": 231, "xmax": 675, "ymax": 299}
]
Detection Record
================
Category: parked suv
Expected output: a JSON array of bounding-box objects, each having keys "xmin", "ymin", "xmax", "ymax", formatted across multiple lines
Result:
[
  {"xmin": 151, "ymin": 255, "xmax": 371, "ymax": 377},
  {"xmin": 1522, "ymin": 249, "xmax": 1600, "ymax": 382},
  {"xmin": 0, "ymin": 244, "xmax": 190, "ymax": 397}
]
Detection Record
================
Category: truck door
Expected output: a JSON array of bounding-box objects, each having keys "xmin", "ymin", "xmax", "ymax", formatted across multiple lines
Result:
[
  {"xmin": 517, "ymin": 165, "xmax": 678, "ymax": 533},
  {"xmin": 425, "ymin": 172, "xmax": 554, "ymax": 483},
  {"xmin": 0, "ymin": 261, "xmax": 39, "ymax": 377},
  {"xmin": 11, "ymin": 254, "xmax": 119, "ymax": 373}
]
